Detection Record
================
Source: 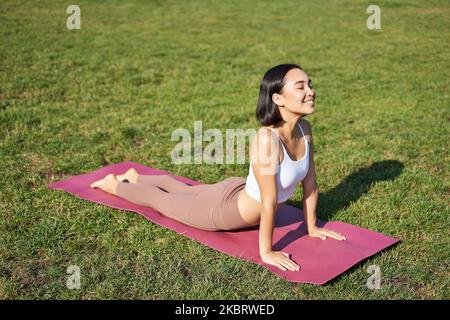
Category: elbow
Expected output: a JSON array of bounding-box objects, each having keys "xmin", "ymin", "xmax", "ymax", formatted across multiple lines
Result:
[
  {"xmin": 303, "ymin": 179, "xmax": 318, "ymax": 191},
  {"xmin": 302, "ymin": 182, "xmax": 319, "ymax": 198}
]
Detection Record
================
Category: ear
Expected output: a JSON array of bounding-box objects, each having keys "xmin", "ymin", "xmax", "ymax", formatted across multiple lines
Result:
[{"xmin": 272, "ymin": 92, "xmax": 284, "ymax": 107}]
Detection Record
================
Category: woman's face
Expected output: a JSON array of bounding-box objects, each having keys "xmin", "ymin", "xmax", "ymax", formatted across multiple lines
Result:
[{"xmin": 272, "ymin": 68, "xmax": 316, "ymax": 115}]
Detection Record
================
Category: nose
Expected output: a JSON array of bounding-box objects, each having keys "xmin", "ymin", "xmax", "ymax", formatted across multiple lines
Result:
[{"xmin": 306, "ymin": 87, "xmax": 315, "ymax": 99}]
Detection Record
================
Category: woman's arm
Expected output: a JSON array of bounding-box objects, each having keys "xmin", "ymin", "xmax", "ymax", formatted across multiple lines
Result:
[
  {"xmin": 258, "ymin": 200, "xmax": 277, "ymax": 256},
  {"xmin": 301, "ymin": 120, "xmax": 346, "ymax": 241},
  {"xmin": 303, "ymin": 185, "xmax": 319, "ymax": 233},
  {"xmin": 251, "ymin": 128, "xmax": 279, "ymax": 255},
  {"xmin": 251, "ymin": 129, "xmax": 300, "ymax": 271}
]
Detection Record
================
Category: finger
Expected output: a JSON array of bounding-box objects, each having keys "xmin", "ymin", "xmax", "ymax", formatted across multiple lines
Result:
[
  {"xmin": 281, "ymin": 260, "xmax": 297, "ymax": 271},
  {"xmin": 287, "ymin": 261, "xmax": 300, "ymax": 271},
  {"xmin": 315, "ymin": 232, "xmax": 326, "ymax": 240},
  {"xmin": 312, "ymin": 233, "xmax": 326, "ymax": 240},
  {"xmin": 309, "ymin": 233, "xmax": 322, "ymax": 239},
  {"xmin": 326, "ymin": 230, "xmax": 346, "ymax": 240},
  {"xmin": 282, "ymin": 253, "xmax": 300, "ymax": 271},
  {"xmin": 276, "ymin": 263, "xmax": 287, "ymax": 271},
  {"xmin": 280, "ymin": 257, "xmax": 300, "ymax": 271},
  {"xmin": 320, "ymin": 229, "xmax": 338, "ymax": 238},
  {"xmin": 337, "ymin": 232, "xmax": 347, "ymax": 240},
  {"xmin": 325, "ymin": 228, "xmax": 346, "ymax": 239},
  {"xmin": 281, "ymin": 261, "xmax": 296, "ymax": 271},
  {"xmin": 334, "ymin": 232, "xmax": 346, "ymax": 240},
  {"xmin": 281, "ymin": 252, "xmax": 289, "ymax": 258},
  {"xmin": 325, "ymin": 231, "xmax": 342, "ymax": 240},
  {"xmin": 276, "ymin": 257, "xmax": 295, "ymax": 271}
]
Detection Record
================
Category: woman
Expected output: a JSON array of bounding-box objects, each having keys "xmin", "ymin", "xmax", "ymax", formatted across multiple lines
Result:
[{"xmin": 91, "ymin": 63, "xmax": 346, "ymax": 272}]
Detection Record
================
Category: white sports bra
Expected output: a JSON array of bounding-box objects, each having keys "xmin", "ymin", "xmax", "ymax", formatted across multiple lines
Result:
[{"xmin": 244, "ymin": 121, "xmax": 310, "ymax": 203}]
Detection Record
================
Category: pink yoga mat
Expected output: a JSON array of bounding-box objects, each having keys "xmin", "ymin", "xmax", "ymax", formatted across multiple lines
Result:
[{"xmin": 48, "ymin": 161, "xmax": 400, "ymax": 285}]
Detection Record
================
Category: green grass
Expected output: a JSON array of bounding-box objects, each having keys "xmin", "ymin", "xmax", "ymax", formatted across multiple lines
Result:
[{"xmin": 0, "ymin": 0, "xmax": 449, "ymax": 299}]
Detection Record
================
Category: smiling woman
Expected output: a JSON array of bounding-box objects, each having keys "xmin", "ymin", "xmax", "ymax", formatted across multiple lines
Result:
[{"xmin": 90, "ymin": 63, "xmax": 346, "ymax": 274}]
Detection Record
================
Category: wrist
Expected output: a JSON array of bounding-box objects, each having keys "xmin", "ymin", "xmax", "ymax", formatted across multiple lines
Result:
[{"xmin": 259, "ymin": 248, "xmax": 272, "ymax": 257}]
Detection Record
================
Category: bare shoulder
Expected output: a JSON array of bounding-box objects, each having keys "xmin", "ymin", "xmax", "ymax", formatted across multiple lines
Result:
[
  {"xmin": 255, "ymin": 126, "xmax": 279, "ymax": 143},
  {"xmin": 250, "ymin": 127, "xmax": 281, "ymax": 166}
]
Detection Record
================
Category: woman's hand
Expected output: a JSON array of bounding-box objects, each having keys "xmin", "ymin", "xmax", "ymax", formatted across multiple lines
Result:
[
  {"xmin": 308, "ymin": 226, "xmax": 346, "ymax": 241},
  {"xmin": 261, "ymin": 251, "xmax": 300, "ymax": 272}
]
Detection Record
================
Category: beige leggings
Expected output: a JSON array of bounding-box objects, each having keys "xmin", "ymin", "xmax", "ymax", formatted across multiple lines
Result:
[{"xmin": 115, "ymin": 174, "xmax": 252, "ymax": 231}]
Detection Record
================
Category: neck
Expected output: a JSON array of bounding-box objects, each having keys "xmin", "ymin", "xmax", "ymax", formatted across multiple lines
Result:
[{"xmin": 275, "ymin": 116, "xmax": 302, "ymax": 141}]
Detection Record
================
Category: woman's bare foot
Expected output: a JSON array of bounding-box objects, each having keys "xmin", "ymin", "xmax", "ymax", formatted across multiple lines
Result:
[
  {"xmin": 116, "ymin": 168, "xmax": 138, "ymax": 183},
  {"xmin": 90, "ymin": 173, "xmax": 119, "ymax": 194}
]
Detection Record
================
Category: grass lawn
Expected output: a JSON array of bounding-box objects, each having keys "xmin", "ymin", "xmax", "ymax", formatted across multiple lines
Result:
[{"xmin": 0, "ymin": 0, "xmax": 448, "ymax": 299}]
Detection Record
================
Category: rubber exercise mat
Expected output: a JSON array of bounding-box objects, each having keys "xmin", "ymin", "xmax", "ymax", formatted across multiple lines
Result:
[{"xmin": 48, "ymin": 161, "xmax": 400, "ymax": 285}]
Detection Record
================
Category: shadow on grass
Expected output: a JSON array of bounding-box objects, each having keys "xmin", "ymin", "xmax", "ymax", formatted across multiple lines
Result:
[
  {"xmin": 269, "ymin": 160, "xmax": 404, "ymax": 252},
  {"xmin": 284, "ymin": 159, "xmax": 405, "ymax": 223}
]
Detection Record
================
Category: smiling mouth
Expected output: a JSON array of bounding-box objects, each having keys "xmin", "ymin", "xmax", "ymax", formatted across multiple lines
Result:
[{"xmin": 304, "ymin": 100, "xmax": 314, "ymax": 104}]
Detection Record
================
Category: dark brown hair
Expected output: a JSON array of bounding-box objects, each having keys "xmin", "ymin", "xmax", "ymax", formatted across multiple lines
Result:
[{"xmin": 255, "ymin": 63, "xmax": 303, "ymax": 126}]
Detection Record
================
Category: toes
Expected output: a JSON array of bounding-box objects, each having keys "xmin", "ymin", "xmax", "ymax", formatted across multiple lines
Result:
[
  {"xmin": 90, "ymin": 174, "xmax": 112, "ymax": 188},
  {"xmin": 115, "ymin": 169, "xmax": 136, "ymax": 183},
  {"xmin": 123, "ymin": 168, "xmax": 137, "ymax": 183},
  {"xmin": 105, "ymin": 173, "xmax": 117, "ymax": 181}
]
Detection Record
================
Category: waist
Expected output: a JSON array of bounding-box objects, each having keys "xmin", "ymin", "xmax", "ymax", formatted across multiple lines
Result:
[{"xmin": 244, "ymin": 183, "xmax": 292, "ymax": 204}]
